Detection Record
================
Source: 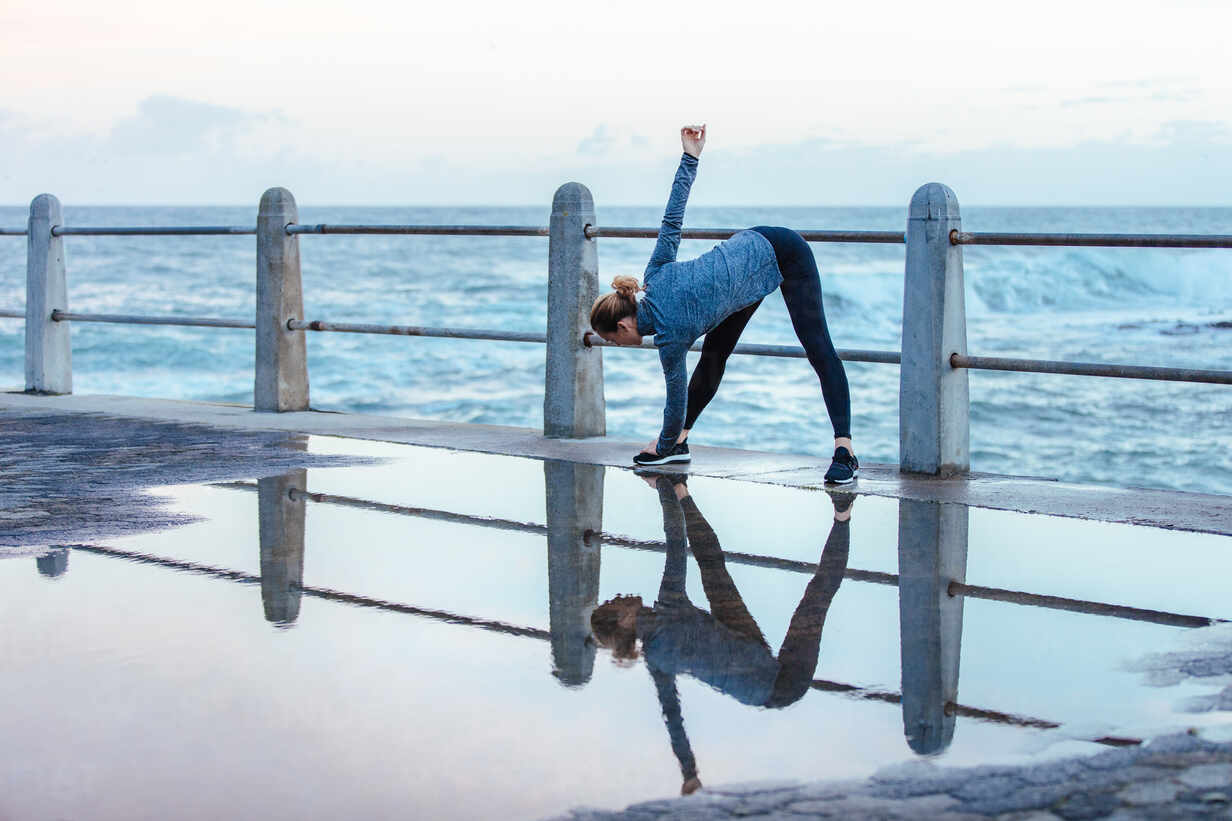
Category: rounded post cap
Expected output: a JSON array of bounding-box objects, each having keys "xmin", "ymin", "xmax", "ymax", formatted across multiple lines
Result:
[
  {"xmin": 906, "ymin": 722, "xmax": 955, "ymax": 755},
  {"xmin": 908, "ymin": 182, "xmax": 960, "ymax": 220},
  {"xmin": 28, "ymin": 193, "xmax": 62, "ymax": 220},
  {"xmin": 552, "ymin": 182, "xmax": 595, "ymax": 216},
  {"xmin": 259, "ymin": 187, "xmax": 299, "ymax": 218}
]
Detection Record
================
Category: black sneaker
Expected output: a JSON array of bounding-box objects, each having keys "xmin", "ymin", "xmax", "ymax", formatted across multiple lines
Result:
[
  {"xmin": 827, "ymin": 490, "xmax": 855, "ymax": 515},
  {"xmin": 633, "ymin": 441, "xmax": 691, "ymax": 466},
  {"xmin": 824, "ymin": 447, "xmax": 858, "ymax": 484}
]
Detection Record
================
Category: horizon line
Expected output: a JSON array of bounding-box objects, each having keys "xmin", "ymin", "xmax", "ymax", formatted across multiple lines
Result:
[{"xmin": 2, "ymin": 202, "xmax": 1231, "ymax": 210}]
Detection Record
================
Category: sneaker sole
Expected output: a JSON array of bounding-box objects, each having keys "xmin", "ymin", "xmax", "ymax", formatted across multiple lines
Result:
[
  {"xmin": 824, "ymin": 469, "xmax": 858, "ymax": 485},
  {"xmin": 633, "ymin": 453, "xmax": 692, "ymax": 466}
]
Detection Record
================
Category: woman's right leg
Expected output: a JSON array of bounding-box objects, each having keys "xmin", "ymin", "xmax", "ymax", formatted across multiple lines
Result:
[
  {"xmin": 752, "ymin": 226, "xmax": 852, "ymax": 443},
  {"xmin": 682, "ymin": 300, "xmax": 762, "ymax": 434},
  {"xmin": 764, "ymin": 511, "xmax": 850, "ymax": 708}
]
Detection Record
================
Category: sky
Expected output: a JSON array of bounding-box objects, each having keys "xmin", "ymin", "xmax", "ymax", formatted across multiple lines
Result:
[{"xmin": 2, "ymin": 0, "xmax": 1231, "ymax": 205}]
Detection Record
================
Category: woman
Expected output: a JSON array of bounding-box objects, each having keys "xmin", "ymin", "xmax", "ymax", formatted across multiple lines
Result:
[
  {"xmin": 589, "ymin": 125, "xmax": 857, "ymax": 483},
  {"xmin": 591, "ymin": 473, "xmax": 852, "ymax": 794}
]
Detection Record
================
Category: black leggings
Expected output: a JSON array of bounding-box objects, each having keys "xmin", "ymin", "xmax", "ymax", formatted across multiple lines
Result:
[{"xmin": 683, "ymin": 226, "xmax": 852, "ymax": 440}]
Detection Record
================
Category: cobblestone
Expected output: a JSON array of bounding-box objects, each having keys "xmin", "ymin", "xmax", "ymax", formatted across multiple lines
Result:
[{"xmin": 553, "ymin": 738, "xmax": 1232, "ymax": 820}]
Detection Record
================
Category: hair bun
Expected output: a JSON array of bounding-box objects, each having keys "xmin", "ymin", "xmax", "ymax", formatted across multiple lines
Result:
[{"xmin": 610, "ymin": 275, "xmax": 642, "ymax": 298}]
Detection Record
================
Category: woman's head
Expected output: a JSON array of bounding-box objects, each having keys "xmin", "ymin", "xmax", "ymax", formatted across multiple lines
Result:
[
  {"xmin": 590, "ymin": 276, "xmax": 644, "ymax": 345},
  {"xmin": 590, "ymin": 594, "xmax": 643, "ymax": 661}
]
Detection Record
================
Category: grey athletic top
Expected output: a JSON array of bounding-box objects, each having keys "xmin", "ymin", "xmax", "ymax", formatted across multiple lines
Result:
[{"xmin": 635, "ymin": 153, "xmax": 783, "ymax": 453}]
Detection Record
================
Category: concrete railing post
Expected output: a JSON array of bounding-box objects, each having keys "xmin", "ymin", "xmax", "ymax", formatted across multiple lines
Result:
[
  {"xmin": 25, "ymin": 194, "xmax": 71, "ymax": 394},
  {"xmin": 898, "ymin": 499, "xmax": 969, "ymax": 755},
  {"xmin": 544, "ymin": 459, "xmax": 603, "ymax": 686},
  {"xmin": 900, "ymin": 183, "xmax": 969, "ymax": 475},
  {"xmin": 258, "ymin": 470, "xmax": 307, "ymax": 625},
  {"xmin": 255, "ymin": 187, "xmax": 309, "ymax": 412},
  {"xmin": 544, "ymin": 183, "xmax": 604, "ymax": 438}
]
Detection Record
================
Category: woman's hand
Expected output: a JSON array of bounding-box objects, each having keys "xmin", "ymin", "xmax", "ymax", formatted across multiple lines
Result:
[{"xmin": 680, "ymin": 124, "xmax": 706, "ymax": 158}]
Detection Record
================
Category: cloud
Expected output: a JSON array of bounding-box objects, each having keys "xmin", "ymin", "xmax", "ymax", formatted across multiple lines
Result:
[
  {"xmin": 103, "ymin": 95, "xmax": 280, "ymax": 157},
  {"xmin": 3, "ymin": 100, "xmax": 1231, "ymax": 206},
  {"xmin": 576, "ymin": 124, "xmax": 616, "ymax": 156},
  {"xmin": 685, "ymin": 120, "xmax": 1232, "ymax": 206},
  {"xmin": 576, "ymin": 123, "xmax": 651, "ymax": 158},
  {"xmin": 1154, "ymin": 120, "xmax": 1232, "ymax": 145}
]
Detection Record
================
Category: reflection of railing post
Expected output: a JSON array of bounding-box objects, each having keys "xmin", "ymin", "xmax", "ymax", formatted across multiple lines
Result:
[
  {"xmin": 900, "ymin": 183, "xmax": 968, "ymax": 475},
  {"xmin": 544, "ymin": 183, "xmax": 605, "ymax": 438},
  {"xmin": 255, "ymin": 187, "xmax": 309, "ymax": 412},
  {"xmin": 898, "ymin": 499, "xmax": 969, "ymax": 754},
  {"xmin": 36, "ymin": 547, "xmax": 69, "ymax": 578},
  {"xmin": 25, "ymin": 194, "xmax": 71, "ymax": 394},
  {"xmin": 544, "ymin": 459, "xmax": 603, "ymax": 686},
  {"xmin": 258, "ymin": 470, "xmax": 307, "ymax": 625}
]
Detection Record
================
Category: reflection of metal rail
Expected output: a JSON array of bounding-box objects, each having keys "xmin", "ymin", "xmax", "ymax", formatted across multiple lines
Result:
[
  {"xmin": 67, "ymin": 541, "xmax": 1140, "ymax": 747},
  {"xmin": 69, "ymin": 543, "xmax": 548, "ymax": 640},
  {"xmin": 212, "ymin": 482, "xmax": 1223, "ymax": 630}
]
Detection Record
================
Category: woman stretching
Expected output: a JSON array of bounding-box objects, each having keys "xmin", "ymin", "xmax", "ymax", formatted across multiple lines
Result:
[{"xmin": 589, "ymin": 125, "xmax": 857, "ymax": 483}]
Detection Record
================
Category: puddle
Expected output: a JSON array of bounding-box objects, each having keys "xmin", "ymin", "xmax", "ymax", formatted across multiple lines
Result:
[{"xmin": 2, "ymin": 440, "xmax": 1229, "ymax": 820}]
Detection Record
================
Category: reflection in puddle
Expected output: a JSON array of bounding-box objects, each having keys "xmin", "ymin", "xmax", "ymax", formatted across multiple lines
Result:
[
  {"xmin": 5, "ymin": 448, "xmax": 1229, "ymax": 820},
  {"xmin": 591, "ymin": 475, "xmax": 852, "ymax": 794}
]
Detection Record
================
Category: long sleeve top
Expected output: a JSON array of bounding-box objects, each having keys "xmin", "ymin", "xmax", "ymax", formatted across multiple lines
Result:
[{"xmin": 635, "ymin": 153, "xmax": 784, "ymax": 453}]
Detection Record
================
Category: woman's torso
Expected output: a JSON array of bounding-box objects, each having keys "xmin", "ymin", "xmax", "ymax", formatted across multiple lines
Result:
[{"xmin": 640, "ymin": 229, "xmax": 782, "ymax": 346}]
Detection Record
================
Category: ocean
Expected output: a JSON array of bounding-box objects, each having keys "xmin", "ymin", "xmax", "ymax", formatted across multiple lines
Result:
[{"xmin": 1, "ymin": 205, "xmax": 1229, "ymax": 495}]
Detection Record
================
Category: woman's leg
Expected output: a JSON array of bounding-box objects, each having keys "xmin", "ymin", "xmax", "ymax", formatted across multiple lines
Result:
[
  {"xmin": 751, "ymin": 226, "xmax": 851, "ymax": 443},
  {"xmin": 764, "ymin": 511, "xmax": 850, "ymax": 708},
  {"xmin": 680, "ymin": 495, "xmax": 770, "ymax": 648},
  {"xmin": 681, "ymin": 299, "xmax": 762, "ymax": 437}
]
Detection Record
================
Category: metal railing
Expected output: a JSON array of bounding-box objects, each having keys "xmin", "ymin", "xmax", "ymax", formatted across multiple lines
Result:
[
  {"xmin": 3, "ymin": 183, "xmax": 1230, "ymax": 475},
  {"xmin": 72, "ymin": 540, "xmax": 1140, "ymax": 746},
  {"xmin": 214, "ymin": 480, "xmax": 1223, "ymax": 630}
]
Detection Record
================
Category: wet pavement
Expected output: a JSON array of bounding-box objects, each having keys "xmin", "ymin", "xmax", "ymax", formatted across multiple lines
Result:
[
  {"xmin": 1, "ymin": 405, "xmax": 1231, "ymax": 820},
  {"xmin": 4, "ymin": 391, "xmax": 1230, "ymax": 535}
]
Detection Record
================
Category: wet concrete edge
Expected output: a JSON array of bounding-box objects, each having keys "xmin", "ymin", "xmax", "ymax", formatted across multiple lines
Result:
[{"xmin": 3, "ymin": 391, "xmax": 1230, "ymax": 537}]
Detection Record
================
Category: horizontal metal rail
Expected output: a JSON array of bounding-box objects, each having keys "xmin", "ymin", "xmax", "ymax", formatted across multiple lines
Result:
[
  {"xmin": 15, "ymin": 309, "xmax": 1226, "ymax": 385},
  {"xmin": 600, "ymin": 529, "xmax": 1218, "ymax": 630},
  {"xmin": 209, "ymin": 483, "xmax": 1223, "ymax": 630},
  {"xmin": 51, "ymin": 310, "xmax": 255, "ymax": 329},
  {"xmin": 69, "ymin": 541, "xmax": 1140, "ymax": 745},
  {"xmin": 582, "ymin": 331, "xmax": 902, "ymax": 365},
  {"xmin": 952, "ymin": 230, "xmax": 1232, "ymax": 249},
  {"xmin": 70, "ymin": 543, "xmax": 551, "ymax": 640},
  {"xmin": 287, "ymin": 224, "xmax": 549, "ymax": 237},
  {"xmin": 288, "ymin": 318, "xmax": 547, "ymax": 343},
  {"xmin": 586, "ymin": 226, "xmax": 906, "ymax": 243},
  {"xmin": 807, "ymin": 678, "xmax": 1139, "ymax": 746},
  {"xmin": 7, "ymin": 224, "xmax": 1232, "ymax": 248},
  {"xmin": 951, "ymin": 353, "xmax": 1232, "ymax": 385},
  {"xmin": 51, "ymin": 226, "xmax": 255, "ymax": 236}
]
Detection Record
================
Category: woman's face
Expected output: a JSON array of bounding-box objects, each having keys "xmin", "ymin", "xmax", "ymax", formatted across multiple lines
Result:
[{"xmin": 599, "ymin": 317, "xmax": 642, "ymax": 346}]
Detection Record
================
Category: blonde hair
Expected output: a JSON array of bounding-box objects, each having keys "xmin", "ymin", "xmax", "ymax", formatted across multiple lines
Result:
[{"xmin": 589, "ymin": 276, "xmax": 642, "ymax": 333}]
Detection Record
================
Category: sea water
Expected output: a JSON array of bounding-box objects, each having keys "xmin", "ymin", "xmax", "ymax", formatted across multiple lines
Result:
[{"xmin": 0, "ymin": 205, "xmax": 1229, "ymax": 494}]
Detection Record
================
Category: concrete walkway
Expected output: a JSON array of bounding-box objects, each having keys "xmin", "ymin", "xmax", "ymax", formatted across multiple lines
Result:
[
  {"xmin": 3, "ymin": 391, "xmax": 1230, "ymax": 819},
  {"xmin": 3, "ymin": 391, "xmax": 1230, "ymax": 536}
]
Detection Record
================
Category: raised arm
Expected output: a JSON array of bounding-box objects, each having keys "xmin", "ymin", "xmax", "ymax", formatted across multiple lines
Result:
[
  {"xmin": 648, "ymin": 667, "xmax": 700, "ymax": 788},
  {"xmin": 644, "ymin": 125, "xmax": 706, "ymax": 277}
]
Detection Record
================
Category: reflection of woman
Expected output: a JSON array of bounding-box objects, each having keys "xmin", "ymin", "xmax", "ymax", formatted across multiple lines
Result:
[
  {"xmin": 591, "ymin": 475, "xmax": 851, "ymax": 794},
  {"xmin": 587, "ymin": 124, "xmax": 856, "ymax": 483}
]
